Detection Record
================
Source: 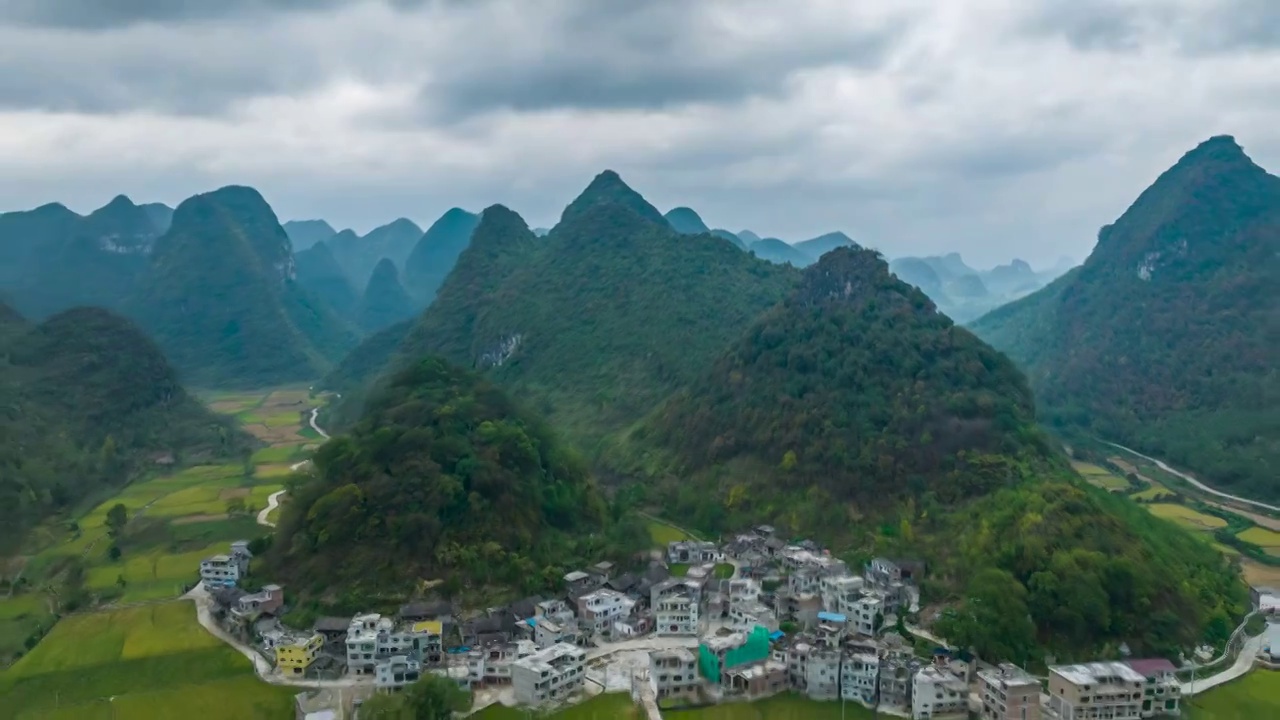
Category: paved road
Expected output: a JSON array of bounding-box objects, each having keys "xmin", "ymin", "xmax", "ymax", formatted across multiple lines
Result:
[
  {"xmin": 308, "ymin": 407, "xmax": 330, "ymax": 440},
  {"xmin": 1181, "ymin": 632, "xmax": 1266, "ymax": 695},
  {"xmin": 1103, "ymin": 441, "xmax": 1280, "ymax": 513},
  {"xmin": 185, "ymin": 584, "xmax": 368, "ymax": 689},
  {"xmin": 585, "ymin": 635, "xmax": 698, "ymax": 662},
  {"xmin": 256, "ymin": 490, "xmax": 286, "ymax": 528}
]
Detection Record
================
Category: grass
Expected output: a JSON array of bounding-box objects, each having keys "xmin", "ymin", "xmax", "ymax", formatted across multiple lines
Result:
[
  {"xmin": 1147, "ymin": 503, "xmax": 1227, "ymax": 532},
  {"xmin": 1240, "ymin": 558, "xmax": 1280, "ymax": 587},
  {"xmin": 0, "ymin": 602, "xmax": 296, "ymax": 719},
  {"xmin": 648, "ymin": 521, "xmax": 696, "ymax": 547},
  {"xmin": 714, "ymin": 563, "xmax": 735, "ymax": 579},
  {"xmin": 0, "ymin": 595, "xmax": 56, "ymax": 665},
  {"xmin": 669, "ymin": 564, "xmax": 689, "ymax": 577},
  {"xmin": 1072, "ymin": 461, "xmax": 1129, "ymax": 491},
  {"xmin": 250, "ymin": 445, "xmax": 304, "ymax": 464},
  {"xmin": 1132, "ymin": 485, "xmax": 1175, "ymax": 501},
  {"xmin": 1236, "ymin": 527, "xmax": 1280, "ymax": 556},
  {"xmin": 1186, "ymin": 671, "xmax": 1280, "ymax": 720},
  {"xmin": 665, "ymin": 694, "xmax": 875, "ymax": 719}
]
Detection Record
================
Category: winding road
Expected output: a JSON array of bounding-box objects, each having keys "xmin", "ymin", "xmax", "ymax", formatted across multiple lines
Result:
[
  {"xmin": 1103, "ymin": 441, "xmax": 1280, "ymax": 514},
  {"xmin": 254, "ymin": 406, "xmax": 329, "ymax": 529}
]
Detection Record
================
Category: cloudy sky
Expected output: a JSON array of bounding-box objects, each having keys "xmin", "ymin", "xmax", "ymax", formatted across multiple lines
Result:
[{"xmin": 1, "ymin": 0, "xmax": 1277, "ymax": 267}]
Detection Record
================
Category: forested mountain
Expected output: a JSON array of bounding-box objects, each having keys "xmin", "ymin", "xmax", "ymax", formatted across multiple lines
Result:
[
  {"xmin": 972, "ymin": 135, "xmax": 1279, "ymax": 500},
  {"xmin": 887, "ymin": 252, "xmax": 1057, "ymax": 323},
  {"xmin": 711, "ymin": 229, "xmax": 747, "ymax": 249},
  {"xmin": 283, "ymin": 219, "xmax": 337, "ymax": 251},
  {"xmin": 0, "ymin": 305, "xmax": 247, "ymax": 551},
  {"xmin": 356, "ymin": 258, "xmax": 416, "ymax": 333},
  {"xmin": 749, "ymin": 237, "xmax": 813, "ymax": 266},
  {"xmin": 0, "ymin": 196, "xmax": 166, "ymax": 318},
  {"xmin": 330, "ymin": 218, "xmax": 423, "ymax": 289},
  {"xmin": 402, "ymin": 208, "xmax": 480, "ymax": 303},
  {"xmin": 295, "ymin": 241, "xmax": 358, "ymax": 318},
  {"xmin": 793, "ymin": 231, "xmax": 855, "ymax": 260},
  {"xmin": 140, "ymin": 203, "xmax": 174, "ymax": 234},
  {"xmin": 127, "ymin": 185, "xmax": 357, "ymax": 388},
  {"xmin": 332, "ymin": 173, "xmax": 799, "ymax": 449},
  {"xmin": 664, "ymin": 206, "xmax": 710, "ymax": 234},
  {"xmin": 269, "ymin": 356, "xmax": 614, "ymax": 594},
  {"xmin": 609, "ymin": 247, "xmax": 1245, "ymax": 660}
]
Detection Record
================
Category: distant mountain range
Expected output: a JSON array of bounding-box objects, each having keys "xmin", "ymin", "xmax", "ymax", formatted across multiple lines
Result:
[
  {"xmin": 890, "ymin": 252, "xmax": 1075, "ymax": 323},
  {"xmin": 972, "ymin": 135, "xmax": 1278, "ymax": 500}
]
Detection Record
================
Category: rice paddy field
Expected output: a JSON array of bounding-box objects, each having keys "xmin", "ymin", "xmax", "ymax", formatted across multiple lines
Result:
[
  {"xmin": 0, "ymin": 602, "xmax": 297, "ymax": 720},
  {"xmin": 1071, "ymin": 461, "xmax": 1130, "ymax": 491},
  {"xmin": 474, "ymin": 693, "xmax": 641, "ymax": 719},
  {"xmin": 665, "ymin": 694, "xmax": 875, "ymax": 719},
  {"xmin": 1235, "ymin": 527, "xmax": 1280, "ymax": 557},
  {"xmin": 1146, "ymin": 503, "xmax": 1228, "ymax": 532}
]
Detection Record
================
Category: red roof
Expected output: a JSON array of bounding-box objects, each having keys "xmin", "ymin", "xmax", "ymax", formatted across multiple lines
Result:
[{"xmin": 1125, "ymin": 658, "xmax": 1177, "ymax": 677}]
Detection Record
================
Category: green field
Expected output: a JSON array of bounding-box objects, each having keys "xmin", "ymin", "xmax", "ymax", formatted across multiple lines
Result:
[
  {"xmin": 1236, "ymin": 527, "xmax": 1280, "ymax": 556},
  {"xmin": 666, "ymin": 694, "xmax": 875, "ymax": 719},
  {"xmin": 0, "ymin": 602, "xmax": 296, "ymax": 719},
  {"xmin": 1072, "ymin": 461, "xmax": 1130, "ymax": 491},
  {"xmin": 1186, "ymin": 671, "xmax": 1280, "ymax": 720},
  {"xmin": 648, "ymin": 520, "xmax": 696, "ymax": 547},
  {"xmin": 1147, "ymin": 503, "xmax": 1227, "ymax": 532}
]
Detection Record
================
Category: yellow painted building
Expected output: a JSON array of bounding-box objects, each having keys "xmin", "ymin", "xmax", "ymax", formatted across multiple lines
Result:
[{"xmin": 276, "ymin": 633, "xmax": 323, "ymax": 676}]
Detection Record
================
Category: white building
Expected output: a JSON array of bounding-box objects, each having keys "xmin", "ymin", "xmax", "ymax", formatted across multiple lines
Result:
[
  {"xmin": 649, "ymin": 648, "xmax": 700, "ymax": 703},
  {"xmin": 1047, "ymin": 662, "xmax": 1146, "ymax": 720},
  {"xmin": 804, "ymin": 648, "xmax": 841, "ymax": 700},
  {"xmin": 841, "ymin": 652, "xmax": 880, "ymax": 707},
  {"xmin": 653, "ymin": 579, "xmax": 700, "ymax": 636},
  {"xmin": 511, "ymin": 643, "xmax": 587, "ymax": 706},
  {"xmin": 574, "ymin": 588, "xmax": 634, "ymax": 636},
  {"xmin": 852, "ymin": 595, "xmax": 882, "ymax": 637},
  {"xmin": 729, "ymin": 600, "xmax": 778, "ymax": 632},
  {"xmin": 820, "ymin": 574, "xmax": 865, "ymax": 615},
  {"xmin": 912, "ymin": 665, "xmax": 969, "ymax": 720},
  {"xmin": 346, "ymin": 614, "xmax": 383, "ymax": 676},
  {"xmin": 533, "ymin": 618, "xmax": 577, "ymax": 649},
  {"xmin": 376, "ymin": 655, "xmax": 423, "ymax": 691}
]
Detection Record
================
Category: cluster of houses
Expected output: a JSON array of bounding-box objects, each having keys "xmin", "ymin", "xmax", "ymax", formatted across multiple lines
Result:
[{"xmin": 199, "ymin": 531, "xmax": 1189, "ymax": 719}]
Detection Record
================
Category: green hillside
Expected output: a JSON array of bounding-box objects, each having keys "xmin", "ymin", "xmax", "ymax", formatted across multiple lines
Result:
[
  {"xmin": 295, "ymin": 240, "xmax": 359, "ymax": 318},
  {"xmin": 0, "ymin": 305, "xmax": 248, "ymax": 551},
  {"xmin": 971, "ymin": 135, "xmax": 1279, "ymax": 500},
  {"xmin": 356, "ymin": 257, "xmax": 416, "ymax": 333},
  {"xmin": 610, "ymin": 248, "xmax": 1245, "ymax": 660},
  {"xmin": 127, "ymin": 185, "xmax": 357, "ymax": 388},
  {"xmin": 330, "ymin": 217, "xmax": 422, "ymax": 290},
  {"xmin": 403, "ymin": 207, "xmax": 481, "ymax": 302},
  {"xmin": 269, "ymin": 356, "xmax": 615, "ymax": 596}
]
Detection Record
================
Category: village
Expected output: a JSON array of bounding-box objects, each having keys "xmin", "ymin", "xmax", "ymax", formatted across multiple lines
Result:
[{"xmin": 196, "ymin": 526, "xmax": 1279, "ymax": 720}]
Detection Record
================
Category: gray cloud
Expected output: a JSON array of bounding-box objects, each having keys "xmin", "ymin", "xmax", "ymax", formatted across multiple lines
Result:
[{"xmin": 0, "ymin": 0, "xmax": 1278, "ymax": 269}]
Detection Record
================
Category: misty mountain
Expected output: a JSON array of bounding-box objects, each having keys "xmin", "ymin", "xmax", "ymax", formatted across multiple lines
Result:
[
  {"xmin": 283, "ymin": 218, "xmax": 337, "ymax": 251},
  {"xmin": 402, "ymin": 207, "xmax": 480, "ymax": 303}
]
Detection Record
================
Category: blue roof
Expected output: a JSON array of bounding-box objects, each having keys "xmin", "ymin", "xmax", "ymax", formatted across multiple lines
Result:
[
  {"xmin": 525, "ymin": 618, "xmax": 537, "ymax": 627},
  {"xmin": 817, "ymin": 611, "xmax": 847, "ymax": 622},
  {"xmin": 769, "ymin": 630, "xmax": 785, "ymax": 641}
]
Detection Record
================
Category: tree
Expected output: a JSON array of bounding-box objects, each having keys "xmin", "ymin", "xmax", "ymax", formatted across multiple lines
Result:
[
  {"xmin": 226, "ymin": 497, "xmax": 247, "ymax": 515},
  {"xmin": 935, "ymin": 567, "xmax": 1037, "ymax": 665},
  {"xmin": 108, "ymin": 544, "xmax": 122, "ymax": 561},
  {"xmin": 359, "ymin": 674, "xmax": 472, "ymax": 719},
  {"xmin": 105, "ymin": 503, "xmax": 128, "ymax": 539}
]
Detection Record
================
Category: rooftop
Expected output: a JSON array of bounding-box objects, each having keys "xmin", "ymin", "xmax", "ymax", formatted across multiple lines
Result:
[
  {"xmin": 917, "ymin": 664, "xmax": 968, "ymax": 690},
  {"xmin": 978, "ymin": 663, "xmax": 1040, "ymax": 688},
  {"xmin": 512, "ymin": 643, "xmax": 585, "ymax": 674},
  {"xmin": 1124, "ymin": 658, "xmax": 1178, "ymax": 678},
  {"xmin": 1051, "ymin": 661, "xmax": 1145, "ymax": 686},
  {"xmin": 563, "ymin": 571, "xmax": 590, "ymax": 583}
]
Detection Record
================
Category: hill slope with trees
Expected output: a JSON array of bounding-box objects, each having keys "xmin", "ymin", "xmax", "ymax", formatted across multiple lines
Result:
[
  {"xmin": 971, "ymin": 135, "xmax": 1279, "ymax": 500},
  {"xmin": 0, "ymin": 305, "xmax": 248, "ymax": 551}
]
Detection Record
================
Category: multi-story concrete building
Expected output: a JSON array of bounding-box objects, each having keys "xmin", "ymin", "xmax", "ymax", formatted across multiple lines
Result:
[
  {"xmin": 574, "ymin": 588, "xmax": 634, "ymax": 636},
  {"xmin": 667, "ymin": 540, "xmax": 719, "ymax": 565},
  {"xmin": 1124, "ymin": 659, "xmax": 1181, "ymax": 718},
  {"xmin": 376, "ymin": 655, "xmax": 423, "ymax": 691},
  {"xmin": 979, "ymin": 663, "xmax": 1042, "ymax": 720},
  {"xmin": 1047, "ymin": 662, "xmax": 1146, "ymax": 720},
  {"xmin": 852, "ymin": 595, "xmax": 882, "ymax": 637},
  {"xmin": 880, "ymin": 655, "xmax": 921, "ymax": 710},
  {"xmin": 803, "ymin": 647, "xmax": 841, "ymax": 701},
  {"xmin": 346, "ymin": 613, "xmax": 383, "ymax": 676},
  {"xmin": 649, "ymin": 648, "xmax": 700, "ymax": 703},
  {"xmin": 820, "ymin": 574, "xmax": 865, "ymax": 615},
  {"xmin": 652, "ymin": 578, "xmax": 700, "ymax": 636},
  {"xmin": 510, "ymin": 643, "xmax": 587, "ymax": 706},
  {"xmin": 276, "ymin": 633, "xmax": 323, "ymax": 677},
  {"xmin": 841, "ymin": 652, "xmax": 880, "ymax": 707},
  {"xmin": 912, "ymin": 664, "xmax": 969, "ymax": 720}
]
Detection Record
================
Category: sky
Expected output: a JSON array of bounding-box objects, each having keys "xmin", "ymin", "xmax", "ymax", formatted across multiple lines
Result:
[{"xmin": 0, "ymin": 0, "xmax": 1278, "ymax": 268}]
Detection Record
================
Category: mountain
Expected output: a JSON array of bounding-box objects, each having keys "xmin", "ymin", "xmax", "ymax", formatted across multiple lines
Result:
[
  {"xmin": 981, "ymin": 258, "xmax": 1042, "ymax": 296},
  {"xmin": 972, "ymin": 135, "xmax": 1280, "ymax": 500},
  {"xmin": 612, "ymin": 247, "xmax": 1245, "ymax": 660},
  {"xmin": 888, "ymin": 252, "xmax": 1054, "ymax": 323},
  {"xmin": 283, "ymin": 219, "xmax": 337, "ymax": 251},
  {"xmin": 793, "ymin": 231, "xmax": 855, "ymax": 260},
  {"xmin": 737, "ymin": 229, "xmax": 762, "ymax": 245},
  {"xmin": 330, "ymin": 174, "xmax": 798, "ymax": 449},
  {"xmin": 532, "ymin": 227, "xmax": 551, "ymax": 237},
  {"xmin": 711, "ymin": 229, "xmax": 747, "ymax": 249},
  {"xmin": 330, "ymin": 218, "xmax": 423, "ymax": 289},
  {"xmin": 268, "ymin": 356, "xmax": 612, "ymax": 594},
  {"xmin": 127, "ymin": 185, "xmax": 357, "ymax": 387},
  {"xmin": 749, "ymin": 237, "xmax": 813, "ymax": 266},
  {"xmin": 0, "ymin": 305, "xmax": 247, "ymax": 551},
  {"xmin": 0, "ymin": 202, "xmax": 82, "ymax": 301},
  {"xmin": 402, "ymin": 208, "xmax": 481, "ymax": 303},
  {"xmin": 356, "ymin": 258, "xmax": 416, "ymax": 333},
  {"xmin": 887, "ymin": 257, "xmax": 946, "ymax": 299},
  {"xmin": 295, "ymin": 240, "xmax": 358, "ymax": 318},
  {"xmin": 2, "ymin": 196, "xmax": 161, "ymax": 318},
  {"xmin": 140, "ymin": 203, "xmax": 174, "ymax": 234},
  {"xmin": 664, "ymin": 206, "xmax": 710, "ymax": 235}
]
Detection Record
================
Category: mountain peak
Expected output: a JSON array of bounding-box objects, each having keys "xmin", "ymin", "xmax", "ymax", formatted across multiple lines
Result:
[
  {"xmin": 559, "ymin": 169, "xmax": 667, "ymax": 227},
  {"xmin": 664, "ymin": 206, "xmax": 710, "ymax": 235},
  {"xmin": 102, "ymin": 194, "xmax": 138, "ymax": 211}
]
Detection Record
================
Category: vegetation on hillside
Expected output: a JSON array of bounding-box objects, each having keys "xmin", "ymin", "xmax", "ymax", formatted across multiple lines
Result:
[
  {"xmin": 403, "ymin": 207, "xmax": 480, "ymax": 303},
  {"xmin": 357, "ymin": 258, "xmax": 417, "ymax": 333},
  {"xmin": 295, "ymin": 240, "xmax": 359, "ymax": 318},
  {"xmin": 271, "ymin": 357, "xmax": 642, "ymax": 598},
  {"xmin": 0, "ymin": 305, "xmax": 248, "ymax": 551},
  {"xmin": 127, "ymin": 185, "xmax": 357, "ymax": 387},
  {"xmin": 329, "ymin": 218, "xmax": 423, "ymax": 291},
  {"xmin": 971, "ymin": 135, "xmax": 1279, "ymax": 500}
]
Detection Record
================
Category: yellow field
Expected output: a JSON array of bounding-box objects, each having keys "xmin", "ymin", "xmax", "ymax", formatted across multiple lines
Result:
[
  {"xmin": 1146, "ymin": 504, "xmax": 1227, "ymax": 532},
  {"xmin": 1072, "ymin": 461, "xmax": 1129, "ymax": 491},
  {"xmin": 1241, "ymin": 558, "xmax": 1280, "ymax": 587},
  {"xmin": 1236, "ymin": 526, "xmax": 1280, "ymax": 555}
]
